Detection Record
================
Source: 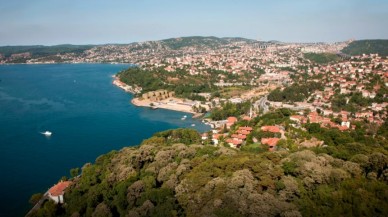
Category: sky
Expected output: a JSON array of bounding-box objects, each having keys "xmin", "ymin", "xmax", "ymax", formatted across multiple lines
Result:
[{"xmin": 0, "ymin": 0, "xmax": 387, "ymax": 45}]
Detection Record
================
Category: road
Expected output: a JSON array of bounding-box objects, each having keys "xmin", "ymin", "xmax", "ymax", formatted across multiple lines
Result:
[{"xmin": 254, "ymin": 95, "xmax": 269, "ymax": 114}]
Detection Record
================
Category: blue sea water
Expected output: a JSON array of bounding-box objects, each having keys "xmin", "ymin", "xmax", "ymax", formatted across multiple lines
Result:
[{"xmin": 0, "ymin": 64, "xmax": 210, "ymax": 217}]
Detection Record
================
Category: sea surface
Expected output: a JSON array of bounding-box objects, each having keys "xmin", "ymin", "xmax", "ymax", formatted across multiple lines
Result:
[{"xmin": 0, "ymin": 64, "xmax": 210, "ymax": 217}]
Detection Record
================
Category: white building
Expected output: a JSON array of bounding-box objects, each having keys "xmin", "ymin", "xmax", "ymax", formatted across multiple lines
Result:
[{"xmin": 48, "ymin": 181, "xmax": 72, "ymax": 204}]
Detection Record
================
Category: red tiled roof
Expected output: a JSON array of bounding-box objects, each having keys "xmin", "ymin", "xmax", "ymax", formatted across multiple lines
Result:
[
  {"xmin": 227, "ymin": 117, "xmax": 238, "ymax": 124},
  {"xmin": 261, "ymin": 138, "xmax": 279, "ymax": 151},
  {"xmin": 239, "ymin": 126, "xmax": 253, "ymax": 131},
  {"xmin": 231, "ymin": 134, "xmax": 247, "ymax": 140},
  {"xmin": 261, "ymin": 126, "xmax": 280, "ymax": 133},
  {"xmin": 338, "ymin": 126, "xmax": 349, "ymax": 131},
  {"xmin": 49, "ymin": 181, "xmax": 72, "ymax": 196},
  {"xmin": 236, "ymin": 130, "xmax": 251, "ymax": 135},
  {"xmin": 226, "ymin": 139, "xmax": 243, "ymax": 146}
]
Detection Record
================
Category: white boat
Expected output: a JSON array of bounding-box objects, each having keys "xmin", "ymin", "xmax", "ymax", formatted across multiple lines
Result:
[
  {"xmin": 41, "ymin": 131, "xmax": 52, "ymax": 136},
  {"xmin": 191, "ymin": 124, "xmax": 196, "ymax": 127}
]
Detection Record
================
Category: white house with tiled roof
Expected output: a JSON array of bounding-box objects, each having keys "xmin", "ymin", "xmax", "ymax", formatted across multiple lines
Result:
[{"xmin": 48, "ymin": 181, "xmax": 72, "ymax": 204}]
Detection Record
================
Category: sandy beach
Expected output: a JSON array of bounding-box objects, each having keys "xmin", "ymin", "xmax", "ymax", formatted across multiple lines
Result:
[
  {"xmin": 113, "ymin": 76, "xmax": 206, "ymax": 116},
  {"xmin": 131, "ymin": 97, "xmax": 198, "ymax": 114}
]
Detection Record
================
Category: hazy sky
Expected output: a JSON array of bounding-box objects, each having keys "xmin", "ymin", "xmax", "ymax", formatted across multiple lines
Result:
[{"xmin": 0, "ymin": 0, "xmax": 387, "ymax": 45}]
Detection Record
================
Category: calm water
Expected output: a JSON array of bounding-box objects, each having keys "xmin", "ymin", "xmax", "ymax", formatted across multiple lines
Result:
[{"xmin": 0, "ymin": 64, "xmax": 210, "ymax": 217}]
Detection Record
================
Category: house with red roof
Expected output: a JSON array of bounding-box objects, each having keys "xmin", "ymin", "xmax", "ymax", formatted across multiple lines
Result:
[
  {"xmin": 231, "ymin": 134, "xmax": 247, "ymax": 140},
  {"xmin": 261, "ymin": 138, "xmax": 279, "ymax": 152},
  {"xmin": 261, "ymin": 126, "xmax": 280, "ymax": 133},
  {"xmin": 239, "ymin": 126, "xmax": 253, "ymax": 131},
  {"xmin": 226, "ymin": 138, "xmax": 243, "ymax": 148},
  {"xmin": 226, "ymin": 116, "xmax": 238, "ymax": 129},
  {"xmin": 48, "ymin": 181, "xmax": 72, "ymax": 204},
  {"xmin": 226, "ymin": 126, "xmax": 253, "ymax": 148},
  {"xmin": 236, "ymin": 129, "xmax": 251, "ymax": 135}
]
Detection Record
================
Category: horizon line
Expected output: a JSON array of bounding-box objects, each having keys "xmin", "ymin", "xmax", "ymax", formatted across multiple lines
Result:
[{"xmin": 0, "ymin": 36, "xmax": 387, "ymax": 47}]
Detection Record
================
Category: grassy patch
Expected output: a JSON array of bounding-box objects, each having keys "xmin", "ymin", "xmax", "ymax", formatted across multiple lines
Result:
[{"xmin": 304, "ymin": 53, "xmax": 340, "ymax": 64}]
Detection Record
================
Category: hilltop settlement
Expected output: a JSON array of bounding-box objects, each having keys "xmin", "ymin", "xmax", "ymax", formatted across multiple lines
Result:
[{"xmin": 19, "ymin": 37, "xmax": 388, "ymax": 217}]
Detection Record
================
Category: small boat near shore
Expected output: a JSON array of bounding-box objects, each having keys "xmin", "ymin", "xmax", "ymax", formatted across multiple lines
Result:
[
  {"xmin": 181, "ymin": 115, "xmax": 187, "ymax": 120},
  {"xmin": 41, "ymin": 131, "xmax": 52, "ymax": 136}
]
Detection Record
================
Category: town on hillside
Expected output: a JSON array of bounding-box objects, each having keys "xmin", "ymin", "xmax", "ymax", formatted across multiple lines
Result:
[
  {"xmin": 2, "ymin": 38, "xmax": 387, "ymax": 153},
  {"xmin": 105, "ymin": 38, "xmax": 387, "ymax": 153}
]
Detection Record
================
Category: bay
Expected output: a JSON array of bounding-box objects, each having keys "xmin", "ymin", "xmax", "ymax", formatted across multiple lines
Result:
[{"xmin": 0, "ymin": 64, "xmax": 210, "ymax": 217}]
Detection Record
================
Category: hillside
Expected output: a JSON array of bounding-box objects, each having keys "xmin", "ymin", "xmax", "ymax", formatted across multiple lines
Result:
[
  {"xmin": 341, "ymin": 40, "xmax": 388, "ymax": 56},
  {"xmin": 0, "ymin": 36, "xmax": 259, "ymax": 63},
  {"xmin": 303, "ymin": 53, "xmax": 340, "ymax": 64},
  {"xmin": 0, "ymin": 44, "xmax": 94, "ymax": 58},
  {"xmin": 160, "ymin": 36, "xmax": 255, "ymax": 50},
  {"xmin": 28, "ymin": 121, "xmax": 388, "ymax": 217}
]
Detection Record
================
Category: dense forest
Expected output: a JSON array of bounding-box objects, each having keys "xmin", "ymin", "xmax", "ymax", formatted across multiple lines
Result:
[
  {"xmin": 341, "ymin": 40, "xmax": 388, "ymax": 56},
  {"xmin": 117, "ymin": 67, "xmax": 213, "ymax": 101},
  {"xmin": 118, "ymin": 67, "xmax": 259, "ymax": 100},
  {"xmin": 267, "ymin": 82, "xmax": 323, "ymax": 103},
  {"xmin": 28, "ymin": 109, "xmax": 388, "ymax": 217}
]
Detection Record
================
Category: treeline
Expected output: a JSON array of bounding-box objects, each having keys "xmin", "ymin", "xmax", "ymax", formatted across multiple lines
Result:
[
  {"xmin": 118, "ymin": 65, "xmax": 264, "ymax": 101},
  {"xmin": 331, "ymin": 91, "xmax": 388, "ymax": 112},
  {"xmin": 161, "ymin": 36, "xmax": 228, "ymax": 50},
  {"xmin": 210, "ymin": 101, "xmax": 251, "ymax": 120},
  {"xmin": 0, "ymin": 45, "xmax": 94, "ymax": 58},
  {"xmin": 28, "ymin": 126, "xmax": 388, "ymax": 217},
  {"xmin": 341, "ymin": 40, "xmax": 388, "ymax": 56},
  {"xmin": 118, "ymin": 67, "xmax": 216, "ymax": 101},
  {"xmin": 268, "ymin": 82, "xmax": 323, "ymax": 102}
]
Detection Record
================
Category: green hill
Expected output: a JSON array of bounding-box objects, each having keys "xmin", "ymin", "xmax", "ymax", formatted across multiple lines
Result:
[
  {"xmin": 160, "ymin": 36, "xmax": 255, "ymax": 50},
  {"xmin": 341, "ymin": 40, "xmax": 388, "ymax": 56},
  {"xmin": 0, "ymin": 44, "xmax": 94, "ymax": 58},
  {"xmin": 27, "ymin": 113, "xmax": 388, "ymax": 217},
  {"xmin": 303, "ymin": 52, "xmax": 340, "ymax": 64}
]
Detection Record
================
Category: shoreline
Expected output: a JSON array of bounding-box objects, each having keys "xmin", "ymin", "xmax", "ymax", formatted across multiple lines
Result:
[
  {"xmin": 131, "ymin": 97, "xmax": 201, "ymax": 116},
  {"xmin": 112, "ymin": 75, "xmax": 141, "ymax": 94},
  {"xmin": 0, "ymin": 62, "xmax": 134, "ymax": 65},
  {"xmin": 113, "ymin": 76, "xmax": 203, "ymax": 117}
]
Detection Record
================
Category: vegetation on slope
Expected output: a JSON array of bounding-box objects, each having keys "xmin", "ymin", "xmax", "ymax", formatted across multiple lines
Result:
[
  {"xmin": 341, "ymin": 40, "xmax": 388, "ymax": 56},
  {"xmin": 0, "ymin": 45, "xmax": 94, "ymax": 58},
  {"xmin": 160, "ymin": 36, "xmax": 255, "ymax": 50},
  {"xmin": 303, "ymin": 53, "xmax": 340, "ymax": 64},
  {"xmin": 117, "ymin": 67, "xmax": 213, "ymax": 101},
  {"xmin": 268, "ymin": 82, "xmax": 323, "ymax": 103},
  {"xmin": 117, "ymin": 67, "xmax": 259, "ymax": 100},
  {"xmin": 28, "ymin": 119, "xmax": 388, "ymax": 217}
]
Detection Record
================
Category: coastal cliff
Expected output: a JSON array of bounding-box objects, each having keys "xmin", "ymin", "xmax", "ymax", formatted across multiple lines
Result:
[{"xmin": 28, "ymin": 128, "xmax": 388, "ymax": 217}]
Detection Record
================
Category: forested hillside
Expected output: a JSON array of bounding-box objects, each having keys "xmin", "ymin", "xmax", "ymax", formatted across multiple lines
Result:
[
  {"xmin": 28, "ymin": 120, "xmax": 388, "ymax": 217},
  {"xmin": 0, "ymin": 45, "xmax": 94, "ymax": 57},
  {"xmin": 341, "ymin": 40, "xmax": 388, "ymax": 56}
]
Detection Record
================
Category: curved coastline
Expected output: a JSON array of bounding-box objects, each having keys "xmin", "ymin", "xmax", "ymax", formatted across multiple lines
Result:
[{"xmin": 113, "ymin": 75, "xmax": 203, "ymax": 117}]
